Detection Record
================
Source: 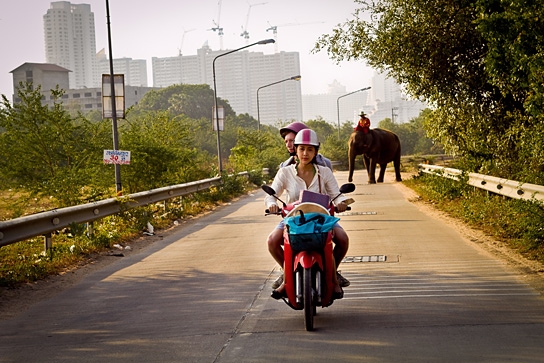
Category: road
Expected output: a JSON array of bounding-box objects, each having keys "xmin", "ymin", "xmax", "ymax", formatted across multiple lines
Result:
[{"xmin": 1, "ymin": 171, "xmax": 543, "ymax": 362}]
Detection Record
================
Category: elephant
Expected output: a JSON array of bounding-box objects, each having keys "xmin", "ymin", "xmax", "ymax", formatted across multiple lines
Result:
[{"xmin": 348, "ymin": 128, "xmax": 402, "ymax": 184}]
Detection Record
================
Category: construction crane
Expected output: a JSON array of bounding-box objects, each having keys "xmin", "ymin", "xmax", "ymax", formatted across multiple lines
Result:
[
  {"xmin": 266, "ymin": 21, "xmax": 325, "ymax": 52},
  {"xmin": 240, "ymin": 2, "xmax": 267, "ymax": 43},
  {"xmin": 178, "ymin": 28, "xmax": 195, "ymax": 56},
  {"xmin": 210, "ymin": 0, "xmax": 224, "ymax": 50}
]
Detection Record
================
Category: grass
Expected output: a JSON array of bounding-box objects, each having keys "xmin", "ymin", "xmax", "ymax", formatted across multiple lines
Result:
[{"xmin": 0, "ymin": 189, "xmax": 57, "ymax": 220}]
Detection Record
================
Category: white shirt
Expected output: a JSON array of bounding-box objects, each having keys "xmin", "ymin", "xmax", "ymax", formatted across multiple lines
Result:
[{"xmin": 265, "ymin": 164, "xmax": 347, "ymax": 208}]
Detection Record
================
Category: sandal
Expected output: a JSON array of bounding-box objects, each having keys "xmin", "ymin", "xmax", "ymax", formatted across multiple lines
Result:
[
  {"xmin": 332, "ymin": 286, "xmax": 344, "ymax": 300},
  {"xmin": 271, "ymin": 283, "xmax": 287, "ymax": 300}
]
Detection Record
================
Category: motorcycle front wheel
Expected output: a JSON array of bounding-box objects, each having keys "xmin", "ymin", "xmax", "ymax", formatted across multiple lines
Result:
[{"xmin": 303, "ymin": 267, "xmax": 314, "ymax": 331}]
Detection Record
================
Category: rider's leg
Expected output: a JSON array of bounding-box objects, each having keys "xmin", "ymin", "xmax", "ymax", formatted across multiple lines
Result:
[
  {"xmin": 333, "ymin": 226, "xmax": 350, "ymax": 288},
  {"xmin": 267, "ymin": 227, "xmax": 284, "ymax": 267},
  {"xmin": 332, "ymin": 226, "xmax": 349, "ymax": 267}
]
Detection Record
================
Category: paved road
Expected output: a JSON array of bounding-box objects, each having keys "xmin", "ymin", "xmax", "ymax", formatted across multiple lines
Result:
[{"xmin": 1, "ymin": 171, "xmax": 543, "ymax": 362}]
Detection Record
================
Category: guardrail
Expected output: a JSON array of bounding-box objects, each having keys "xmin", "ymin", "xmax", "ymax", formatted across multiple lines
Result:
[
  {"xmin": 418, "ymin": 164, "xmax": 544, "ymax": 202},
  {"xmin": 0, "ymin": 176, "xmax": 222, "ymax": 249}
]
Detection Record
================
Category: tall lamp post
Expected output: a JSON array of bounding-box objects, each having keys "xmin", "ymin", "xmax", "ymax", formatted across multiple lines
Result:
[
  {"xmin": 213, "ymin": 38, "xmax": 275, "ymax": 173},
  {"xmin": 105, "ymin": 0, "xmax": 121, "ymax": 194},
  {"xmin": 257, "ymin": 75, "xmax": 301, "ymax": 131},
  {"xmin": 336, "ymin": 86, "xmax": 371, "ymax": 139}
]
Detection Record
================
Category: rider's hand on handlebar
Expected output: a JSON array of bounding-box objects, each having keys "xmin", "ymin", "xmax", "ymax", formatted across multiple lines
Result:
[
  {"xmin": 335, "ymin": 201, "xmax": 348, "ymax": 213},
  {"xmin": 268, "ymin": 204, "xmax": 280, "ymax": 214}
]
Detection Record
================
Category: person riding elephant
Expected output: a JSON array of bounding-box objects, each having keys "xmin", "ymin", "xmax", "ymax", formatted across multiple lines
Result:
[{"xmin": 348, "ymin": 112, "xmax": 402, "ymax": 184}]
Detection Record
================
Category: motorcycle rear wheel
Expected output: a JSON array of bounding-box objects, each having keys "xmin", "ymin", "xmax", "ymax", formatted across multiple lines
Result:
[{"xmin": 303, "ymin": 267, "xmax": 314, "ymax": 331}]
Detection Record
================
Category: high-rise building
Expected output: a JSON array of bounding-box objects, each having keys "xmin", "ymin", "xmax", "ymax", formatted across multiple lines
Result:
[
  {"xmin": 302, "ymin": 80, "xmax": 372, "ymax": 126},
  {"xmin": 366, "ymin": 72, "xmax": 427, "ymax": 124},
  {"xmin": 43, "ymin": 1, "xmax": 98, "ymax": 89},
  {"xmin": 152, "ymin": 44, "xmax": 302, "ymax": 125},
  {"xmin": 97, "ymin": 50, "xmax": 148, "ymax": 87},
  {"xmin": 302, "ymin": 72, "xmax": 427, "ymax": 126}
]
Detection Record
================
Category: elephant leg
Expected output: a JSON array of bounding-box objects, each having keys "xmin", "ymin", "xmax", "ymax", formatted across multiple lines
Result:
[
  {"xmin": 394, "ymin": 159, "xmax": 402, "ymax": 181},
  {"xmin": 377, "ymin": 163, "xmax": 387, "ymax": 183},
  {"xmin": 367, "ymin": 157, "xmax": 377, "ymax": 184},
  {"xmin": 348, "ymin": 146, "xmax": 357, "ymax": 183}
]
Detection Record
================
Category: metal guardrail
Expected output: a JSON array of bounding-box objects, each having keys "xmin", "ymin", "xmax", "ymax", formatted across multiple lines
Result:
[
  {"xmin": 0, "ymin": 177, "xmax": 222, "ymax": 248},
  {"xmin": 419, "ymin": 164, "xmax": 544, "ymax": 202}
]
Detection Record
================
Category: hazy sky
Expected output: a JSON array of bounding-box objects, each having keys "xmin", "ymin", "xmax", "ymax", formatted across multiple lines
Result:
[{"xmin": 0, "ymin": 0, "xmax": 375, "ymax": 99}]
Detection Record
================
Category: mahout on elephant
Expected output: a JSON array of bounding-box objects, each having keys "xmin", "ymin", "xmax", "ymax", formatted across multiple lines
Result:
[{"xmin": 348, "ymin": 127, "xmax": 402, "ymax": 184}]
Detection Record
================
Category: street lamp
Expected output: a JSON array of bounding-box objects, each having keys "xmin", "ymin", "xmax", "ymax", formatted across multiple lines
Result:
[
  {"xmin": 105, "ymin": 0, "xmax": 121, "ymax": 194},
  {"xmin": 336, "ymin": 87, "xmax": 371, "ymax": 139},
  {"xmin": 257, "ymin": 75, "xmax": 301, "ymax": 131},
  {"xmin": 213, "ymin": 38, "xmax": 275, "ymax": 173}
]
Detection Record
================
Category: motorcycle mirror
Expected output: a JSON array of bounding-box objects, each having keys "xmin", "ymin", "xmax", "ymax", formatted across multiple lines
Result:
[
  {"xmin": 261, "ymin": 185, "xmax": 276, "ymax": 195},
  {"xmin": 331, "ymin": 183, "xmax": 356, "ymax": 203},
  {"xmin": 261, "ymin": 185, "xmax": 286, "ymax": 206},
  {"xmin": 339, "ymin": 183, "xmax": 356, "ymax": 194}
]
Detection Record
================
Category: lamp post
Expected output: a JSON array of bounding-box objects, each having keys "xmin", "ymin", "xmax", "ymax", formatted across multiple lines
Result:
[
  {"xmin": 213, "ymin": 38, "xmax": 275, "ymax": 173},
  {"xmin": 336, "ymin": 86, "xmax": 371, "ymax": 139},
  {"xmin": 105, "ymin": 0, "xmax": 121, "ymax": 194},
  {"xmin": 257, "ymin": 75, "xmax": 301, "ymax": 131}
]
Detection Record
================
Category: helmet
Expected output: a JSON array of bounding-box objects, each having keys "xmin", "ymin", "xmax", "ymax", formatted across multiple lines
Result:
[
  {"xmin": 279, "ymin": 121, "xmax": 308, "ymax": 138},
  {"xmin": 294, "ymin": 129, "xmax": 320, "ymax": 148}
]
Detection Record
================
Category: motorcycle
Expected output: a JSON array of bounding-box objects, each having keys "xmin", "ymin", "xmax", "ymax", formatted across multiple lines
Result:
[{"xmin": 262, "ymin": 183, "xmax": 355, "ymax": 331}]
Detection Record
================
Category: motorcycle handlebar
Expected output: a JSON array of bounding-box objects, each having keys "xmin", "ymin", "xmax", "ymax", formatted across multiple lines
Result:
[{"xmin": 265, "ymin": 206, "xmax": 350, "ymax": 215}]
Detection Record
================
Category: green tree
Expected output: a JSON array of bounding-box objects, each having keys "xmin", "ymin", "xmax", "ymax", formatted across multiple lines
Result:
[
  {"xmin": 314, "ymin": 0, "xmax": 543, "ymax": 183},
  {"xmin": 120, "ymin": 111, "xmax": 212, "ymax": 192},
  {"xmin": 305, "ymin": 118, "xmax": 336, "ymax": 142},
  {"xmin": 134, "ymin": 84, "xmax": 235, "ymax": 120},
  {"xmin": 228, "ymin": 128, "xmax": 284, "ymax": 174},
  {"xmin": 0, "ymin": 84, "xmax": 113, "ymax": 205},
  {"xmin": 377, "ymin": 110, "xmax": 443, "ymax": 156}
]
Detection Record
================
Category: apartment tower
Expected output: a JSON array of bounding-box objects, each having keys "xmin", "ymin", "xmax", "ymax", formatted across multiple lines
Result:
[
  {"xmin": 43, "ymin": 1, "xmax": 98, "ymax": 89},
  {"xmin": 152, "ymin": 44, "xmax": 302, "ymax": 125}
]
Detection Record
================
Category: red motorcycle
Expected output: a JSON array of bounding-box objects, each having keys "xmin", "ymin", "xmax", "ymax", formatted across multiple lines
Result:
[{"xmin": 262, "ymin": 183, "xmax": 355, "ymax": 331}]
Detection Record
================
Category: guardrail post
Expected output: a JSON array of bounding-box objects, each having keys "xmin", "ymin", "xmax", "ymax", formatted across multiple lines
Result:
[
  {"xmin": 86, "ymin": 222, "xmax": 94, "ymax": 238},
  {"xmin": 44, "ymin": 233, "xmax": 52, "ymax": 253}
]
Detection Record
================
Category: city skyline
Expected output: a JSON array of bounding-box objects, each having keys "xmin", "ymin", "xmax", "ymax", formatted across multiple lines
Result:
[{"xmin": 0, "ymin": 0, "xmax": 374, "ymax": 99}]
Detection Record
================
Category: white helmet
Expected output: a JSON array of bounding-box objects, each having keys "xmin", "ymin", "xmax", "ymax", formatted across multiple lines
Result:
[{"xmin": 294, "ymin": 129, "xmax": 320, "ymax": 148}]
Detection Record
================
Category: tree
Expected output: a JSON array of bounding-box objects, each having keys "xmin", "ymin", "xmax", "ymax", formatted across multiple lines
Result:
[
  {"xmin": 377, "ymin": 110, "xmax": 443, "ymax": 156},
  {"xmin": 306, "ymin": 118, "xmax": 336, "ymax": 142},
  {"xmin": 313, "ymin": 0, "xmax": 544, "ymax": 183},
  {"xmin": 134, "ymin": 84, "xmax": 235, "ymax": 120},
  {"xmin": 0, "ymin": 84, "xmax": 113, "ymax": 205},
  {"xmin": 120, "ymin": 111, "xmax": 211, "ymax": 192}
]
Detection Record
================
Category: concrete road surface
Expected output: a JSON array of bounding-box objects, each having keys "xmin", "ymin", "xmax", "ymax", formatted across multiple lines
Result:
[{"xmin": 1, "ymin": 171, "xmax": 543, "ymax": 362}]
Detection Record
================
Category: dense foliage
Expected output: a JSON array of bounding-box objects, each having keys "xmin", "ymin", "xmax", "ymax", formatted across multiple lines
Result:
[
  {"xmin": 314, "ymin": 0, "xmax": 544, "ymax": 184},
  {"xmin": 0, "ymin": 85, "xmax": 113, "ymax": 206},
  {"xmin": 377, "ymin": 109, "xmax": 444, "ymax": 156}
]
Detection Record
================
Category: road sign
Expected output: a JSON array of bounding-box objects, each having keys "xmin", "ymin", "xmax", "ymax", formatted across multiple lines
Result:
[{"xmin": 103, "ymin": 150, "xmax": 131, "ymax": 164}]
